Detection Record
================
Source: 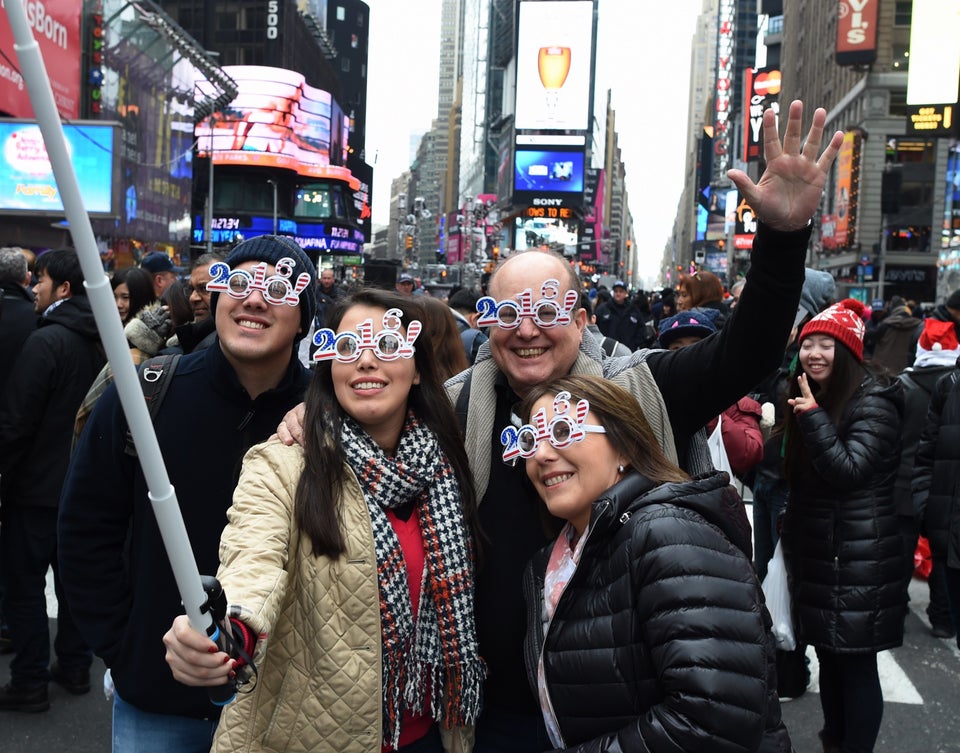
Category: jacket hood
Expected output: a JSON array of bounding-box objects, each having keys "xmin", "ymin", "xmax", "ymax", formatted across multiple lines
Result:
[
  {"xmin": 42, "ymin": 294, "xmax": 101, "ymax": 341},
  {"xmin": 593, "ymin": 471, "xmax": 753, "ymax": 559}
]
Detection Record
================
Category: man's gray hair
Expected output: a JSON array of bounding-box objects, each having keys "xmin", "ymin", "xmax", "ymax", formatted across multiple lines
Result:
[{"xmin": 0, "ymin": 247, "xmax": 28, "ymax": 286}]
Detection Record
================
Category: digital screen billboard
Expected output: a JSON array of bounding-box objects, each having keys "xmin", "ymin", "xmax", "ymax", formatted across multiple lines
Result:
[
  {"xmin": 515, "ymin": 1, "xmax": 593, "ymax": 131},
  {"xmin": 836, "ymin": 0, "xmax": 878, "ymax": 66},
  {"xmin": 0, "ymin": 120, "xmax": 117, "ymax": 216},
  {"xmin": 906, "ymin": 0, "xmax": 960, "ymax": 106},
  {"xmin": 513, "ymin": 146, "xmax": 584, "ymax": 197},
  {"xmin": 193, "ymin": 214, "xmax": 366, "ymax": 255},
  {"xmin": 195, "ymin": 66, "xmax": 357, "ymax": 187},
  {"xmin": 0, "ymin": 0, "xmax": 82, "ymax": 119}
]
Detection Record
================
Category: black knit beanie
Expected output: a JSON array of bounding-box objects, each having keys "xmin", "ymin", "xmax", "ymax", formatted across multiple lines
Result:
[{"xmin": 210, "ymin": 235, "xmax": 317, "ymax": 341}]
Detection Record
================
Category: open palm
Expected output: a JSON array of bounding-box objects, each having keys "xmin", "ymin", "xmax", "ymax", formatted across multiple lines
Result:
[{"xmin": 728, "ymin": 100, "xmax": 844, "ymax": 232}]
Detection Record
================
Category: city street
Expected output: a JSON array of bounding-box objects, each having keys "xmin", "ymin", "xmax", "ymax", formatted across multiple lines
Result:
[{"xmin": 3, "ymin": 556, "xmax": 960, "ymax": 751}]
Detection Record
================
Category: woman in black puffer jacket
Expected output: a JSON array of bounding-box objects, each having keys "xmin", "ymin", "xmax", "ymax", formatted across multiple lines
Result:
[
  {"xmin": 511, "ymin": 375, "xmax": 792, "ymax": 753},
  {"xmin": 779, "ymin": 300, "xmax": 905, "ymax": 753}
]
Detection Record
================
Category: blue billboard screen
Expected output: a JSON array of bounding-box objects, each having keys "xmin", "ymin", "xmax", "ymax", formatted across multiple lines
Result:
[
  {"xmin": 514, "ymin": 147, "xmax": 585, "ymax": 194},
  {"xmin": 0, "ymin": 120, "xmax": 116, "ymax": 216}
]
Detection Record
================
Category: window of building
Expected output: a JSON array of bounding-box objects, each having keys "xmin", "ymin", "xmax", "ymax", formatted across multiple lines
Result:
[
  {"xmin": 341, "ymin": 57, "xmax": 351, "ymax": 73},
  {"xmin": 352, "ymin": 33, "xmax": 358, "ymax": 49},
  {"xmin": 295, "ymin": 183, "xmax": 349, "ymax": 221},
  {"xmin": 894, "ymin": 0, "xmax": 913, "ymax": 26},
  {"xmin": 337, "ymin": 6, "xmax": 345, "ymax": 21},
  {"xmin": 892, "ymin": 43, "xmax": 909, "ymax": 70},
  {"xmin": 889, "ymin": 90, "xmax": 908, "ymax": 117}
]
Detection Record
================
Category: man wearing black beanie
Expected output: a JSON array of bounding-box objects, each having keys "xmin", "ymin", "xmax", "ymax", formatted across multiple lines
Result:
[{"xmin": 57, "ymin": 236, "xmax": 314, "ymax": 747}]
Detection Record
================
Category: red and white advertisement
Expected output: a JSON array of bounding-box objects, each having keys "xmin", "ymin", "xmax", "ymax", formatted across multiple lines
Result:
[
  {"xmin": 742, "ymin": 67, "xmax": 781, "ymax": 162},
  {"xmin": 836, "ymin": 0, "xmax": 878, "ymax": 66},
  {"xmin": 0, "ymin": 0, "xmax": 83, "ymax": 119}
]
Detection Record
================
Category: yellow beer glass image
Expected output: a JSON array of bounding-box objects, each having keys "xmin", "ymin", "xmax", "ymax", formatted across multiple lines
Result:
[{"xmin": 538, "ymin": 46, "xmax": 571, "ymax": 119}]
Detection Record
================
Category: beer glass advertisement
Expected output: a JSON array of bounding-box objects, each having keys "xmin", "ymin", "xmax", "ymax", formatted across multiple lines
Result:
[
  {"xmin": 195, "ymin": 66, "xmax": 355, "ymax": 185},
  {"xmin": 515, "ymin": 1, "xmax": 593, "ymax": 131},
  {"xmin": 513, "ymin": 146, "xmax": 584, "ymax": 202},
  {"xmin": 0, "ymin": 121, "xmax": 117, "ymax": 216}
]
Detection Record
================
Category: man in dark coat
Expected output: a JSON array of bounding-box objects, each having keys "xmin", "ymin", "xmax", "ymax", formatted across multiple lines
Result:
[
  {"xmin": 0, "ymin": 247, "xmax": 37, "ymax": 390},
  {"xmin": 0, "ymin": 247, "xmax": 38, "ymax": 655},
  {"xmin": 595, "ymin": 280, "xmax": 644, "ymax": 351},
  {"xmin": 0, "ymin": 249, "xmax": 105, "ymax": 712}
]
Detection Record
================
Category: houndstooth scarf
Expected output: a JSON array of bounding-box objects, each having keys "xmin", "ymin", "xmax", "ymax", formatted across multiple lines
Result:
[{"xmin": 341, "ymin": 414, "xmax": 485, "ymax": 750}]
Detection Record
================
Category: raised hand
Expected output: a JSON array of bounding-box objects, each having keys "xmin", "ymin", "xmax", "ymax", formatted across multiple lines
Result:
[
  {"xmin": 728, "ymin": 100, "xmax": 844, "ymax": 232},
  {"xmin": 788, "ymin": 373, "xmax": 819, "ymax": 414}
]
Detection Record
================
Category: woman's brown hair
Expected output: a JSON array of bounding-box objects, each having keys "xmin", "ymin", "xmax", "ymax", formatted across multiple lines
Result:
[
  {"xmin": 419, "ymin": 296, "xmax": 469, "ymax": 382},
  {"xmin": 678, "ymin": 270, "xmax": 725, "ymax": 310},
  {"xmin": 518, "ymin": 375, "xmax": 689, "ymax": 486}
]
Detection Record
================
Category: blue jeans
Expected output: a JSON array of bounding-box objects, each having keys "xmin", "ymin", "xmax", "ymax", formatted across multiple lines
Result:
[
  {"xmin": 112, "ymin": 692, "xmax": 218, "ymax": 753},
  {"xmin": 0, "ymin": 504, "xmax": 90, "ymax": 687},
  {"xmin": 474, "ymin": 705, "xmax": 551, "ymax": 753}
]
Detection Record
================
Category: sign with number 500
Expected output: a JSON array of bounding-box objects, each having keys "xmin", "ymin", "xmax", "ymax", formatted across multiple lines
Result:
[{"xmin": 267, "ymin": 1, "xmax": 279, "ymax": 39}]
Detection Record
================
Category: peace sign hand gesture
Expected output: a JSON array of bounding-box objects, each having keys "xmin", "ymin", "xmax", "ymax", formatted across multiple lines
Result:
[
  {"xmin": 788, "ymin": 373, "xmax": 819, "ymax": 414},
  {"xmin": 728, "ymin": 100, "xmax": 844, "ymax": 232}
]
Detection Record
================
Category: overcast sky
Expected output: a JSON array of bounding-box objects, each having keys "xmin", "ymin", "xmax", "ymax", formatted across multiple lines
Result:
[{"xmin": 363, "ymin": 0, "xmax": 704, "ymax": 281}]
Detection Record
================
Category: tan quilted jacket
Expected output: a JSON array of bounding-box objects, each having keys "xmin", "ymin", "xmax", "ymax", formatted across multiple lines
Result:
[{"xmin": 210, "ymin": 439, "xmax": 473, "ymax": 753}]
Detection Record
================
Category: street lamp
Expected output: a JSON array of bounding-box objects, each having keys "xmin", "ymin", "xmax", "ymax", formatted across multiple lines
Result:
[{"xmin": 267, "ymin": 179, "xmax": 278, "ymax": 235}]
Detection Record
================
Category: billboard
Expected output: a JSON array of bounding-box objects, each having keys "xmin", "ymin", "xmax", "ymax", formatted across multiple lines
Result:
[
  {"xmin": 513, "ymin": 145, "xmax": 584, "ymax": 202},
  {"xmin": 195, "ymin": 66, "xmax": 357, "ymax": 187},
  {"xmin": 192, "ymin": 214, "xmax": 366, "ymax": 254},
  {"xmin": 834, "ymin": 131, "xmax": 862, "ymax": 247},
  {"xmin": 713, "ymin": 0, "xmax": 736, "ymax": 183},
  {"xmin": 907, "ymin": 0, "xmax": 960, "ymax": 106},
  {"xmin": 0, "ymin": 120, "xmax": 117, "ymax": 216},
  {"xmin": 743, "ymin": 68, "xmax": 781, "ymax": 162},
  {"xmin": 515, "ymin": 1, "xmax": 593, "ymax": 131},
  {"xmin": 836, "ymin": 0, "xmax": 878, "ymax": 66},
  {"xmin": 0, "ymin": 0, "xmax": 82, "ymax": 119}
]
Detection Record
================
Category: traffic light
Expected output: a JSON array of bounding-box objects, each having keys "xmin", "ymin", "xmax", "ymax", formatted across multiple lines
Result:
[
  {"xmin": 88, "ymin": 12, "xmax": 104, "ymax": 115},
  {"xmin": 404, "ymin": 235, "xmax": 413, "ymax": 250}
]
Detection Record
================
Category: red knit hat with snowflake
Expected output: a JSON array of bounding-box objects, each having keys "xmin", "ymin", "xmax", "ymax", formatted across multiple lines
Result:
[{"xmin": 799, "ymin": 298, "xmax": 867, "ymax": 361}]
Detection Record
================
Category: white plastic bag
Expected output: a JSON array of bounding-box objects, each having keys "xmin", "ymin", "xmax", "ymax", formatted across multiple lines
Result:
[
  {"xmin": 761, "ymin": 540, "xmax": 797, "ymax": 651},
  {"xmin": 706, "ymin": 414, "xmax": 743, "ymax": 494}
]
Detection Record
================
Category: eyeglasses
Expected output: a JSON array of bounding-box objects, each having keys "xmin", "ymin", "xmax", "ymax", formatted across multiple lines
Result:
[
  {"xmin": 476, "ymin": 278, "xmax": 578, "ymax": 330},
  {"xmin": 313, "ymin": 308, "xmax": 421, "ymax": 363},
  {"xmin": 205, "ymin": 258, "xmax": 311, "ymax": 307},
  {"xmin": 501, "ymin": 391, "xmax": 606, "ymax": 462}
]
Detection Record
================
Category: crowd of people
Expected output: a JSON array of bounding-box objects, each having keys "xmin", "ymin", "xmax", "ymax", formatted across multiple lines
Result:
[{"xmin": 0, "ymin": 99, "xmax": 957, "ymax": 753}]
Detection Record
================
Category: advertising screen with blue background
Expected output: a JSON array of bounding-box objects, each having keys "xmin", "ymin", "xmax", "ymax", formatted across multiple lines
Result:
[
  {"xmin": 193, "ymin": 214, "xmax": 366, "ymax": 255},
  {"xmin": 514, "ymin": 147, "xmax": 585, "ymax": 194},
  {"xmin": 0, "ymin": 121, "xmax": 116, "ymax": 215}
]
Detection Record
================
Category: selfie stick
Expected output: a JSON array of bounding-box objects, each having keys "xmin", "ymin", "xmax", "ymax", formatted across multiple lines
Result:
[{"xmin": 3, "ymin": 0, "xmax": 234, "ymax": 704}]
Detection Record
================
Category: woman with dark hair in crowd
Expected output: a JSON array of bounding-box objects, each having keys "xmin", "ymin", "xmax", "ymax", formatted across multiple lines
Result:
[
  {"xmin": 420, "ymin": 294, "xmax": 469, "ymax": 382},
  {"xmin": 164, "ymin": 289, "xmax": 484, "ymax": 753},
  {"xmin": 780, "ymin": 298, "xmax": 905, "ymax": 753},
  {"xmin": 677, "ymin": 269, "xmax": 729, "ymax": 327},
  {"xmin": 112, "ymin": 266, "xmax": 157, "ymax": 324}
]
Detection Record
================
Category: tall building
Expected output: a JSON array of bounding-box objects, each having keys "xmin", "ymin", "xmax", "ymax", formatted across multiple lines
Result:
[
  {"xmin": 158, "ymin": 0, "xmax": 372, "ymax": 268},
  {"xmin": 779, "ymin": 0, "xmax": 949, "ymax": 303}
]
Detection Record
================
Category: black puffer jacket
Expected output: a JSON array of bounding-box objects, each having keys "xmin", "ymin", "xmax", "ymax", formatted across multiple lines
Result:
[
  {"xmin": 522, "ymin": 472, "xmax": 791, "ymax": 753},
  {"xmin": 913, "ymin": 360, "xmax": 960, "ymax": 567},
  {"xmin": 780, "ymin": 376, "xmax": 906, "ymax": 653},
  {"xmin": 0, "ymin": 295, "xmax": 104, "ymax": 507}
]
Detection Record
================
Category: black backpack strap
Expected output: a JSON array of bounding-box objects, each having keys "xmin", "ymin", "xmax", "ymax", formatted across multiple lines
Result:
[
  {"xmin": 454, "ymin": 369, "xmax": 473, "ymax": 436},
  {"xmin": 601, "ymin": 336, "xmax": 617, "ymax": 357},
  {"xmin": 124, "ymin": 353, "xmax": 182, "ymax": 457}
]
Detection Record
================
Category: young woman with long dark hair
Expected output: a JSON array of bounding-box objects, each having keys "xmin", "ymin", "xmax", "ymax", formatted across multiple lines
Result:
[{"xmin": 780, "ymin": 299, "xmax": 906, "ymax": 753}]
